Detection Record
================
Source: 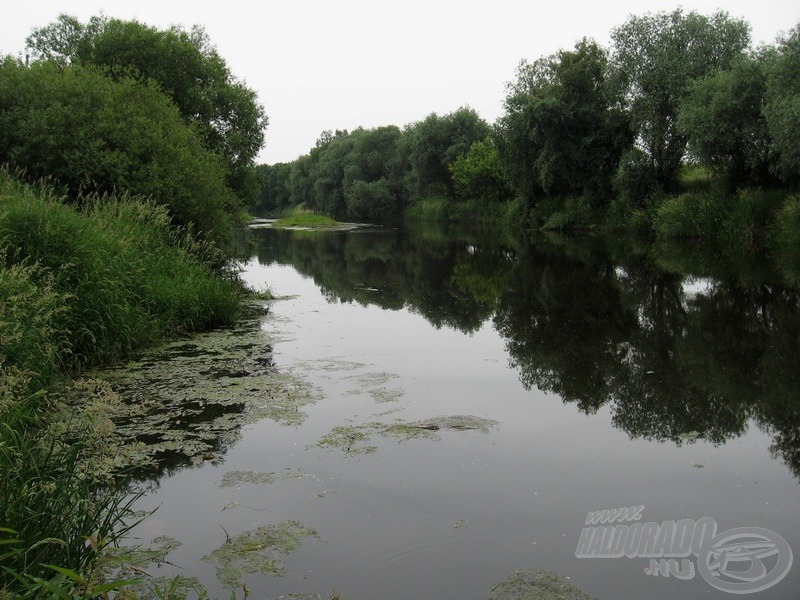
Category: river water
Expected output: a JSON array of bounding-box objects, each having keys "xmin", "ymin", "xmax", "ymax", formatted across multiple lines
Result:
[{"xmin": 119, "ymin": 224, "xmax": 799, "ymax": 600}]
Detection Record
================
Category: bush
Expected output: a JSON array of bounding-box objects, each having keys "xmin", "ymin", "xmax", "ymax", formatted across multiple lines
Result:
[
  {"xmin": 612, "ymin": 149, "xmax": 661, "ymax": 207},
  {"xmin": 654, "ymin": 192, "xmax": 727, "ymax": 238},
  {"xmin": 720, "ymin": 189, "xmax": 784, "ymax": 247},
  {"xmin": 772, "ymin": 194, "xmax": 800, "ymax": 268},
  {"xmin": 0, "ymin": 58, "xmax": 240, "ymax": 246},
  {"xmin": 541, "ymin": 195, "xmax": 596, "ymax": 231}
]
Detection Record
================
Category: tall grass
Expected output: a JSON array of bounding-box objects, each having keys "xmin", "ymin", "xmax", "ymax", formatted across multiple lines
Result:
[
  {"xmin": 0, "ymin": 171, "xmax": 244, "ymax": 368},
  {"xmin": 653, "ymin": 189, "xmax": 786, "ymax": 245},
  {"xmin": 0, "ymin": 419, "xmax": 141, "ymax": 591},
  {"xmin": 0, "ymin": 171, "xmax": 246, "ymax": 596}
]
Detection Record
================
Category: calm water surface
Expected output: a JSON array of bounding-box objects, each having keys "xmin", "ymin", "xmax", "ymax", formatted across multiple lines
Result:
[{"xmin": 126, "ymin": 226, "xmax": 800, "ymax": 600}]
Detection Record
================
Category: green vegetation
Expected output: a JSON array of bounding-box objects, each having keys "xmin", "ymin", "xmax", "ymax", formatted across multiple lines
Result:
[
  {"xmin": 0, "ymin": 172, "xmax": 246, "ymax": 596},
  {"xmin": 0, "ymin": 13, "xmax": 264, "ymax": 595},
  {"xmin": 25, "ymin": 14, "xmax": 268, "ymax": 203},
  {"xmin": 2, "ymin": 5, "xmax": 798, "ymax": 596},
  {"xmin": 273, "ymin": 207, "xmax": 343, "ymax": 229},
  {"xmin": 2, "ymin": 14, "xmax": 268, "ymax": 247}
]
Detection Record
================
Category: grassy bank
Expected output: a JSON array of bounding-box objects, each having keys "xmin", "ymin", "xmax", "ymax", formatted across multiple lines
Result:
[
  {"xmin": 0, "ymin": 171, "xmax": 246, "ymax": 596},
  {"xmin": 405, "ymin": 196, "xmax": 528, "ymax": 232}
]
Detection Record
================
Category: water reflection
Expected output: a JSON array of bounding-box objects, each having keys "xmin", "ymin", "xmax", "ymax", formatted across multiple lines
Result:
[{"xmin": 252, "ymin": 225, "xmax": 800, "ymax": 479}]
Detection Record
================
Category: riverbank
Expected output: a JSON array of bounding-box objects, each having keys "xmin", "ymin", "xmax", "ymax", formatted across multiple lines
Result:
[
  {"xmin": 0, "ymin": 172, "xmax": 247, "ymax": 596},
  {"xmin": 405, "ymin": 185, "xmax": 800, "ymax": 275}
]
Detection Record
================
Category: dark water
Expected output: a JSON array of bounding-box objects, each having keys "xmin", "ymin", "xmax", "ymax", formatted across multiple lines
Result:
[{"xmin": 127, "ymin": 225, "xmax": 800, "ymax": 600}]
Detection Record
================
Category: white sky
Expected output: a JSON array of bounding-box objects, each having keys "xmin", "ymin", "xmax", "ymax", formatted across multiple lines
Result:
[{"xmin": 2, "ymin": 1, "xmax": 798, "ymax": 165}]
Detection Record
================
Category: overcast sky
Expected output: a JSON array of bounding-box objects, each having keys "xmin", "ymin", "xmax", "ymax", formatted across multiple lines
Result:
[{"xmin": 2, "ymin": 1, "xmax": 798, "ymax": 165}]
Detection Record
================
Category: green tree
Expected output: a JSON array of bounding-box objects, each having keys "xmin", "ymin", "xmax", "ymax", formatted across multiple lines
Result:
[
  {"xmin": 345, "ymin": 179, "xmax": 395, "ymax": 222},
  {"xmin": 312, "ymin": 130, "xmax": 353, "ymax": 218},
  {"xmin": 403, "ymin": 107, "xmax": 490, "ymax": 200},
  {"xmin": 496, "ymin": 39, "xmax": 632, "ymax": 205},
  {"xmin": 343, "ymin": 126, "xmax": 405, "ymax": 219},
  {"xmin": 0, "ymin": 58, "xmax": 237, "ymax": 244},
  {"xmin": 764, "ymin": 23, "xmax": 800, "ymax": 183},
  {"xmin": 449, "ymin": 138, "xmax": 511, "ymax": 202},
  {"xmin": 678, "ymin": 56, "xmax": 771, "ymax": 189},
  {"xmin": 254, "ymin": 163, "xmax": 292, "ymax": 214},
  {"xmin": 26, "ymin": 14, "xmax": 268, "ymax": 201},
  {"xmin": 610, "ymin": 9, "xmax": 751, "ymax": 190}
]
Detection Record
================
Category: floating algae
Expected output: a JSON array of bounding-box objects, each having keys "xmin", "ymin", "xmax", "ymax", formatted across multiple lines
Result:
[
  {"xmin": 220, "ymin": 468, "xmax": 316, "ymax": 488},
  {"xmin": 201, "ymin": 521, "xmax": 318, "ymax": 587},
  {"xmin": 114, "ymin": 535, "xmax": 182, "ymax": 568},
  {"xmin": 312, "ymin": 425, "xmax": 380, "ymax": 456},
  {"xmin": 342, "ymin": 371, "xmax": 404, "ymax": 403},
  {"xmin": 105, "ymin": 537, "xmax": 212, "ymax": 600},
  {"xmin": 489, "ymin": 569, "xmax": 595, "ymax": 600},
  {"xmin": 88, "ymin": 303, "xmax": 320, "ymax": 474},
  {"xmin": 312, "ymin": 415, "xmax": 499, "ymax": 456}
]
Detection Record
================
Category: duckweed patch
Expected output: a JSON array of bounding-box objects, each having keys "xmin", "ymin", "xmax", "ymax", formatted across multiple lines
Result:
[{"xmin": 201, "ymin": 521, "xmax": 318, "ymax": 587}]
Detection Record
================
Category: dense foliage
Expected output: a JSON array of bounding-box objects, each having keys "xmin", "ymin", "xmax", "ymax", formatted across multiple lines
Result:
[
  {"xmin": 1, "ymin": 15, "xmax": 267, "ymax": 247},
  {"xmin": 610, "ymin": 9, "xmax": 751, "ymax": 191},
  {"xmin": 257, "ymin": 110, "xmax": 491, "ymax": 223},
  {"xmin": 496, "ymin": 39, "xmax": 632, "ymax": 207},
  {"xmin": 255, "ymin": 10, "xmax": 799, "ymax": 233},
  {"xmin": 26, "ymin": 14, "xmax": 268, "ymax": 202},
  {"xmin": 0, "ymin": 58, "xmax": 240, "ymax": 245},
  {"xmin": 0, "ymin": 17, "xmax": 262, "ymax": 594}
]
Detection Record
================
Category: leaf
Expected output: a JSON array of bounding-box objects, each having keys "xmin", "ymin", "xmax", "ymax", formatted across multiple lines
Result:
[{"xmin": 44, "ymin": 564, "xmax": 85, "ymax": 584}]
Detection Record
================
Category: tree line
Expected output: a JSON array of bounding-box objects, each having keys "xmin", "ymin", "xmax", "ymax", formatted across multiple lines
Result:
[{"xmin": 255, "ymin": 9, "xmax": 800, "ymax": 226}]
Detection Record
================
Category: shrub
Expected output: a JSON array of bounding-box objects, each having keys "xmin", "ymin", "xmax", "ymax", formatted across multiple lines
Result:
[
  {"xmin": 612, "ymin": 149, "xmax": 661, "ymax": 207},
  {"xmin": 0, "ymin": 172, "xmax": 243, "ymax": 369},
  {"xmin": 654, "ymin": 192, "xmax": 728, "ymax": 238},
  {"xmin": 771, "ymin": 194, "xmax": 800, "ymax": 267},
  {"xmin": 0, "ymin": 58, "xmax": 239, "ymax": 246}
]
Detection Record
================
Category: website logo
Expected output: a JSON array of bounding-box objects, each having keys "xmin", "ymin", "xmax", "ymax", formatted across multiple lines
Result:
[{"xmin": 575, "ymin": 506, "xmax": 793, "ymax": 594}]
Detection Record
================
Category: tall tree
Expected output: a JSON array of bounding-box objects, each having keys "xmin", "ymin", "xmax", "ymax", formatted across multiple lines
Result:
[
  {"xmin": 26, "ymin": 14, "xmax": 268, "ymax": 201},
  {"xmin": 403, "ymin": 107, "xmax": 490, "ymax": 201},
  {"xmin": 611, "ymin": 9, "xmax": 750, "ymax": 190},
  {"xmin": 678, "ymin": 56, "xmax": 771, "ymax": 189},
  {"xmin": 496, "ymin": 39, "xmax": 632, "ymax": 205}
]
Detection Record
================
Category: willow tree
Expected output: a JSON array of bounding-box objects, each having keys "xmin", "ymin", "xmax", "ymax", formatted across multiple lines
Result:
[
  {"xmin": 496, "ymin": 39, "xmax": 631, "ymax": 206},
  {"xmin": 610, "ymin": 9, "xmax": 750, "ymax": 190}
]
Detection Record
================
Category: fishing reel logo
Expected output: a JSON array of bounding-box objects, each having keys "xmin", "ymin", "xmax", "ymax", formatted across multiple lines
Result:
[
  {"xmin": 697, "ymin": 526, "xmax": 793, "ymax": 594},
  {"xmin": 575, "ymin": 506, "xmax": 793, "ymax": 594}
]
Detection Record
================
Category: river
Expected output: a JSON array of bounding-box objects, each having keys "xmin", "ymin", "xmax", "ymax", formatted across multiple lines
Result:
[{"xmin": 111, "ymin": 224, "xmax": 799, "ymax": 600}]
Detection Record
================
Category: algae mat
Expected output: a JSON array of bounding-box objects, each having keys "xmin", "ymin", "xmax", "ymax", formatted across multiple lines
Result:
[{"xmin": 94, "ymin": 303, "xmax": 319, "ymax": 474}]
